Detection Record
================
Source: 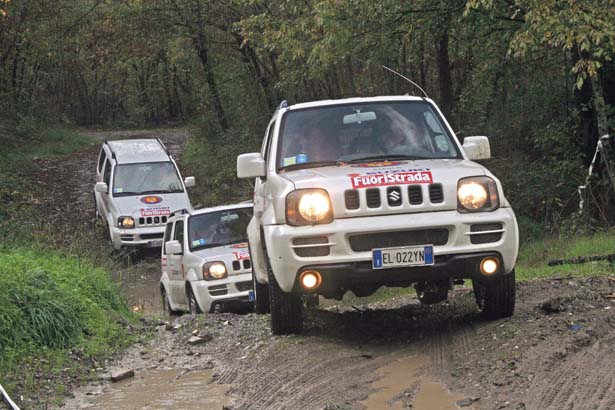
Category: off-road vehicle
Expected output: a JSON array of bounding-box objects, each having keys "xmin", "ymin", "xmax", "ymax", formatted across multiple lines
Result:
[
  {"xmin": 94, "ymin": 139, "xmax": 195, "ymax": 250},
  {"xmin": 237, "ymin": 96, "xmax": 519, "ymax": 335},
  {"xmin": 160, "ymin": 203, "xmax": 254, "ymax": 314}
]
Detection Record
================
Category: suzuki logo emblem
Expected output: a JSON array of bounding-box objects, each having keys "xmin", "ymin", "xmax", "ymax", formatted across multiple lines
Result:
[{"xmin": 388, "ymin": 190, "xmax": 401, "ymax": 202}]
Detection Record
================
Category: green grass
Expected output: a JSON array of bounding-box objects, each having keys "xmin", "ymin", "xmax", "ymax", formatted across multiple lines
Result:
[
  {"xmin": 516, "ymin": 230, "xmax": 615, "ymax": 280},
  {"xmin": 0, "ymin": 246, "xmax": 133, "ymax": 402}
]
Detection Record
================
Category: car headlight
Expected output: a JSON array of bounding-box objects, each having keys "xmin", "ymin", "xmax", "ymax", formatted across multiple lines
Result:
[
  {"xmin": 118, "ymin": 216, "xmax": 135, "ymax": 229},
  {"xmin": 203, "ymin": 262, "xmax": 227, "ymax": 280},
  {"xmin": 457, "ymin": 176, "xmax": 499, "ymax": 212},
  {"xmin": 286, "ymin": 189, "xmax": 333, "ymax": 226}
]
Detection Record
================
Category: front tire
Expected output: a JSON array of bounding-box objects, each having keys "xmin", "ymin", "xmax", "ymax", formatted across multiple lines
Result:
[
  {"xmin": 253, "ymin": 270, "xmax": 270, "ymax": 314},
  {"xmin": 187, "ymin": 286, "xmax": 203, "ymax": 315},
  {"xmin": 267, "ymin": 263, "xmax": 303, "ymax": 335},
  {"xmin": 473, "ymin": 269, "xmax": 516, "ymax": 319}
]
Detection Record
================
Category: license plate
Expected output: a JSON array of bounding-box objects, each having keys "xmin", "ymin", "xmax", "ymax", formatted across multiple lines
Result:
[
  {"xmin": 372, "ymin": 245, "xmax": 434, "ymax": 269},
  {"xmin": 149, "ymin": 240, "xmax": 163, "ymax": 248},
  {"xmin": 248, "ymin": 290, "xmax": 255, "ymax": 302}
]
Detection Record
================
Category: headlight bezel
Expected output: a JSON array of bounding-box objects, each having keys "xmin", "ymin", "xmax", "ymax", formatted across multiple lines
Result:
[
  {"xmin": 202, "ymin": 262, "xmax": 228, "ymax": 281},
  {"xmin": 286, "ymin": 189, "xmax": 334, "ymax": 226},
  {"xmin": 457, "ymin": 176, "xmax": 500, "ymax": 213},
  {"xmin": 118, "ymin": 216, "xmax": 135, "ymax": 229}
]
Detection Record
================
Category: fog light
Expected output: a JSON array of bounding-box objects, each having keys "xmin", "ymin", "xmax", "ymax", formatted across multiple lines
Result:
[
  {"xmin": 300, "ymin": 271, "xmax": 322, "ymax": 290},
  {"xmin": 480, "ymin": 257, "xmax": 499, "ymax": 275}
]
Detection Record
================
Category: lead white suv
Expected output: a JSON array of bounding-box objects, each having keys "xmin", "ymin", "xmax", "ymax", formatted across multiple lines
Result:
[
  {"xmin": 94, "ymin": 139, "xmax": 195, "ymax": 250},
  {"xmin": 160, "ymin": 203, "xmax": 254, "ymax": 315},
  {"xmin": 238, "ymin": 96, "xmax": 519, "ymax": 335}
]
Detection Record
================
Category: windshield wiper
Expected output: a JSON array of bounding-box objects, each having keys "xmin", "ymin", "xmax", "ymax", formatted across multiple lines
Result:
[
  {"xmin": 139, "ymin": 189, "xmax": 183, "ymax": 195},
  {"xmin": 279, "ymin": 160, "xmax": 345, "ymax": 172},
  {"xmin": 348, "ymin": 155, "xmax": 430, "ymax": 164}
]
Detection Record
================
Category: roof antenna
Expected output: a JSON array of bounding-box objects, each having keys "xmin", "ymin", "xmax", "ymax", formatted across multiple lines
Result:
[{"xmin": 381, "ymin": 65, "xmax": 429, "ymax": 99}]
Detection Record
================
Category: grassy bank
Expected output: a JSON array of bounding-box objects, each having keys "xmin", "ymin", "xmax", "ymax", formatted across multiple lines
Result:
[{"xmin": 0, "ymin": 246, "xmax": 133, "ymax": 406}]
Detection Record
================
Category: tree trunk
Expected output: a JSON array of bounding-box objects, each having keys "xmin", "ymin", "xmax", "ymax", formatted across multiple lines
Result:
[{"xmin": 435, "ymin": 32, "xmax": 454, "ymax": 121}]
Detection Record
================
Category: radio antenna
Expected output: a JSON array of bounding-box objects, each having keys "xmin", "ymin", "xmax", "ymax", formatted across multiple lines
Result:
[{"xmin": 381, "ymin": 65, "xmax": 429, "ymax": 99}]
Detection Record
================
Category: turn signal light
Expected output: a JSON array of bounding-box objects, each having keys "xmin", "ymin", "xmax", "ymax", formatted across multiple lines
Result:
[{"xmin": 300, "ymin": 271, "xmax": 322, "ymax": 290}]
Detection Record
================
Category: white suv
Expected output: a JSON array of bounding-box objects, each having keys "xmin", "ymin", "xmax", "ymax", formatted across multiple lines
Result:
[
  {"xmin": 160, "ymin": 203, "xmax": 254, "ymax": 315},
  {"xmin": 94, "ymin": 139, "xmax": 195, "ymax": 250},
  {"xmin": 238, "ymin": 96, "xmax": 519, "ymax": 334}
]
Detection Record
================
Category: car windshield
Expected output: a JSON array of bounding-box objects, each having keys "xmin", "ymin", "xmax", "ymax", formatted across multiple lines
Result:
[
  {"xmin": 188, "ymin": 207, "xmax": 253, "ymax": 251},
  {"xmin": 277, "ymin": 101, "xmax": 460, "ymax": 170},
  {"xmin": 112, "ymin": 162, "xmax": 183, "ymax": 196}
]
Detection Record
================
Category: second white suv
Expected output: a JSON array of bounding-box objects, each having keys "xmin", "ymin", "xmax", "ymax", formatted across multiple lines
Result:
[
  {"xmin": 160, "ymin": 203, "xmax": 254, "ymax": 314},
  {"xmin": 94, "ymin": 139, "xmax": 195, "ymax": 250},
  {"xmin": 238, "ymin": 96, "xmax": 519, "ymax": 335}
]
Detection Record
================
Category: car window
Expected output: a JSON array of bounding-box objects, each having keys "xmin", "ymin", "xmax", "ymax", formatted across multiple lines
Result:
[
  {"xmin": 188, "ymin": 207, "xmax": 253, "ymax": 251},
  {"xmin": 103, "ymin": 159, "xmax": 111, "ymax": 185},
  {"xmin": 276, "ymin": 101, "xmax": 461, "ymax": 170},
  {"xmin": 162, "ymin": 222, "xmax": 173, "ymax": 255},
  {"xmin": 173, "ymin": 220, "xmax": 184, "ymax": 245},
  {"xmin": 97, "ymin": 149, "xmax": 106, "ymax": 173},
  {"xmin": 112, "ymin": 161, "xmax": 183, "ymax": 196}
]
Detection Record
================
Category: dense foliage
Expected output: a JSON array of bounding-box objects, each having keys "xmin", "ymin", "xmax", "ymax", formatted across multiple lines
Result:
[{"xmin": 2, "ymin": 0, "xmax": 615, "ymax": 231}]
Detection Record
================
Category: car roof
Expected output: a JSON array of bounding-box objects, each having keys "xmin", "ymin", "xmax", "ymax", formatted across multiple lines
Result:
[
  {"xmin": 285, "ymin": 95, "xmax": 429, "ymax": 111},
  {"xmin": 169, "ymin": 202, "xmax": 252, "ymax": 220},
  {"xmin": 106, "ymin": 139, "xmax": 170, "ymax": 164}
]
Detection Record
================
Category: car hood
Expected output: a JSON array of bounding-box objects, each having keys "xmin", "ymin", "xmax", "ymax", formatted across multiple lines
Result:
[
  {"xmin": 113, "ymin": 192, "xmax": 191, "ymax": 219},
  {"xmin": 192, "ymin": 242, "xmax": 251, "ymax": 276},
  {"xmin": 280, "ymin": 159, "xmax": 486, "ymax": 217}
]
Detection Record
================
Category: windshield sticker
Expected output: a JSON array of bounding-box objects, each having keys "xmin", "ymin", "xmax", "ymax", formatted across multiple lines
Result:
[
  {"xmin": 140, "ymin": 196, "xmax": 163, "ymax": 204},
  {"xmin": 283, "ymin": 154, "xmax": 308, "ymax": 166},
  {"xmin": 192, "ymin": 240, "xmax": 201, "ymax": 247},
  {"xmin": 233, "ymin": 251, "xmax": 250, "ymax": 260},
  {"xmin": 349, "ymin": 171, "xmax": 433, "ymax": 189},
  {"xmin": 351, "ymin": 161, "xmax": 405, "ymax": 168},
  {"xmin": 113, "ymin": 187, "xmax": 123, "ymax": 193},
  {"xmin": 192, "ymin": 238, "xmax": 207, "ymax": 247},
  {"xmin": 231, "ymin": 242, "xmax": 249, "ymax": 249},
  {"xmin": 140, "ymin": 206, "xmax": 170, "ymax": 216}
]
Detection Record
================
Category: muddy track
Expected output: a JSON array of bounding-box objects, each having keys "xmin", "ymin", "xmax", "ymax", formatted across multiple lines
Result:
[{"xmin": 21, "ymin": 128, "xmax": 615, "ymax": 410}]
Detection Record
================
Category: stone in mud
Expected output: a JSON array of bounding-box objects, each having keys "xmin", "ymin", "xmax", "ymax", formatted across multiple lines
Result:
[
  {"xmin": 110, "ymin": 369, "xmax": 135, "ymax": 382},
  {"xmin": 540, "ymin": 296, "xmax": 574, "ymax": 313},
  {"xmin": 188, "ymin": 334, "xmax": 212, "ymax": 345},
  {"xmin": 457, "ymin": 398, "xmax": 473, "ymax": 407}
]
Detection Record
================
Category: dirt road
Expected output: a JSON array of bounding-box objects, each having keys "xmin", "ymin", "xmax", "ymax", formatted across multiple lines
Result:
[{"xmin": 26, "ymin": 129, "xmax": 615, "ymax": 410}]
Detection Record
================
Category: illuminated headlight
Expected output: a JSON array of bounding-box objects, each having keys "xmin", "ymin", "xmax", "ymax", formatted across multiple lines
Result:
[
  {"xmin": 286, "ymin": 189, "xmax": 333, "ymax": 226},
  {"xmin": 457, "ymin": 177, "xmax": 499, "ymax": 212},
  {"xmin": 203, "ymin": 262, "xmax": 227, "ymax": 280},
  {"xmin": 118, "ymin": 216, "xmax": 135, "ymax": 229}
]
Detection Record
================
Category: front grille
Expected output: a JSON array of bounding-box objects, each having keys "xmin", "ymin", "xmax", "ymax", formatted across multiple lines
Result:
[
  {"xmin": 387, "ymin": 187, "xmax": 402, "ymax": 206},
  {"xmin": 408, "ymin": 186, "xmax": 423, "ymax": 205},
  {"xmin": 345, "ymin": 190, "xmax": 360, "ymax": 210},
  {"xmin": 366, "ymin": 188, "xmax": 381, "ymax": 208},
  {"xmin": 138, "ymin": 215, "xmax": 168, "ymax": 226},
  {"xmin": 233, "ymin": 259, "xmax": 252, "ymax": 271},
  {"xmin": 429, "ymin": 184, "xmax": 444, "ymax": 203},
  {"xmin": 293, "ymin": 236, "xmax": 330, "ymax": 257},
  {"xmin": 209, "ymin": 285, "xmax": 228, "ymax": 296},
  {"xmin": 293, "ymin": 237, "xmax": 328, "ymax": 246},
  {"xmin": 236, "ymin": 281, "xmax": 253, "ymax": 292},
  {"xmin": 349, "ymin": 229, "xmax": 449, "ymax": 252},
  {"xmin": 470, "ymin": 223, "xmax": 503, "ymax": 244}
]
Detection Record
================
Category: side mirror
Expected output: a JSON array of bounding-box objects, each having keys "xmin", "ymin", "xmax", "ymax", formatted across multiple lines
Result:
[
  {"xmin": 95, "ymin": 182, "xmax": 108, "ymax": 193},
  {"xmin": 184, "ymin": 176, "xmax": 196, "ymax": 188},
  {"xmin": 462, "ymin": 136, "xmax": 491, "ymax": 160},
  {"xmin": 237, "ymin": 153, "xmax": 266, "ymax": 179},
  {"xmin": 165, "ymin": 240, "xmax": 183, "ymax": 255}
]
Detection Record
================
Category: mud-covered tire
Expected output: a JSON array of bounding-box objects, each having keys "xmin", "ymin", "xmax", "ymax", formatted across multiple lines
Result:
[
  {"xmin": 473, "ymin": 269, "xmax": 516, "ymax": 319},
  {"xmin": 187, "ymin": 286, "xmax": 203, "ymax": 315},
  {"xmin": 304, "ymin": 294, "xmax": 319, "ymax": 310},
  {"xmin": 253, "ymin": 270, "xmax": 270, "ymax": 314},
  {"xmin": 268, "ymin": 266, "xmax": 303, "ymax": 335},
  {"xmin": 161, "ymin": 288, "xmax": 180, "ymax": 317}
]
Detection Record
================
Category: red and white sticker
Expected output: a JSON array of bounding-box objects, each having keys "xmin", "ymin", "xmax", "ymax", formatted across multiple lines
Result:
[
  {"xmin": 140, "ymin": 206, "xmax": 171, "ymax": 216},
  {"xmin": 233, "ymin": 251, "xmax": 250, "ymax": 260},
  {"xmin": 349, "ymin": 171, "xmax": 433, "ymax": 189}
]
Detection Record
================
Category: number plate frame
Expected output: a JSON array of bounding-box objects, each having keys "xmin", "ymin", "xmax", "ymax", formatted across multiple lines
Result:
[{"xmin": 372, "ymin": 245, "xmax": 434, "ymax": 269}]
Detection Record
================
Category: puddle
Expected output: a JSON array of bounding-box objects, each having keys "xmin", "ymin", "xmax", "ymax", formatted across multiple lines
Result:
[
  {"xmin": 89, "ymin": 369, "xmax": 229, "ymax": 409},
  {"xmin": 362, "ymin": 354, "xmax": 470, "ymax": 410}
]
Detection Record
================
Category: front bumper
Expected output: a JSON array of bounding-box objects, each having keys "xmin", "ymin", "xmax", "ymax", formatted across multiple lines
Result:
[
  {"xmin": 111, "ymin": 226, "xmax": 165, "ymax": 249},
  {"xmin": 191, "ymin": 273, "xmax": 253, "ymax": 313},
  {"xmin": 264, "ymin": 208, "xmax": 518, "ymax": 292}
]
